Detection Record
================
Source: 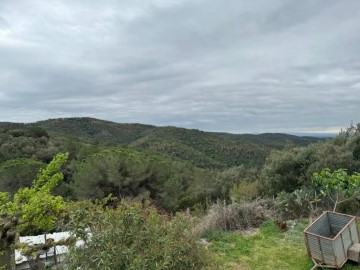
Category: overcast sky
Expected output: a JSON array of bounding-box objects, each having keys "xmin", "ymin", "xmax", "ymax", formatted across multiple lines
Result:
[{"xmin": 0, "ymin": 0, "xmax": 359, "ymax": 133}]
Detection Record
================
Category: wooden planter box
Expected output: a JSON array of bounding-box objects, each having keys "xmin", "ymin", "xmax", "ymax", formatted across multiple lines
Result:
[{"xmin": 304, "ymin": 212, "xmax": 359, "ymax": 269}]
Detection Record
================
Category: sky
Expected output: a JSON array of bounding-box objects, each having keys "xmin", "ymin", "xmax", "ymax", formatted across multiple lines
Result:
[{"xmin": 0, "ymin": 0, "xmax": 359, "ymax": 134}]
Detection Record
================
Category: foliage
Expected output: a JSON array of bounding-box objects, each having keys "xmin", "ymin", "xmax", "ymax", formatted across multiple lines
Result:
[
  {"xmin": 312, "ymin": 168, "xmax": 360, "ymax": 212},
  {"xmin": 72, "ymin": 148, "xmax": 171, "ymax": 204},
  {"xmin": 0, "ymin": 152, "xmax": 69, "ymax": 235},
  {"xmin": 0, "ymin": 128, "xmax": 55, "ymax": 163},
  {"xmin": 213, "ymin": 165, "xmax": 259, "ymax": 199},
  {"xmin": 1, "ymin": 117, "xmax": 321, "ymax": 170},
  {"xmin": 25, "ymin": 126, "xmax": 49, "ymax": 138},
  {"xmin": 130, "ymin": 126, "xmax": 321, "ymax": 169},
  {"xmin": 0, "ymin": 192, "xmax": 9, "ymax": 206},
  {"xmin": 275, "ymin": 188, "xmax": 322, "ymax": 220},
  {"xmin": 260, "ymin": 146, "xmax": 315, "ymax": 195},
  {"xmin": 72, "ymin": 148, "xmax": 218, "ymax": 211},
  {"xmin": 64, "ymin": 199, "xmax": 215, "ymax": 270},
  {"xmin": 35, "ymin": 117, "xmax": 155, "ymax": 145},
  {"xmin": 339, "ymin": 122, "xmax": 360, "ymax": 137},
  {"xmin": 0, "ymin": 117, "xmax": 324, "ymax": 213},
  {"xmin": 273, "ymin": 168, "xmax": 360, "ymax": 220},
  {"xmin": 229, "ymin": 180, "xmax": 259, "ymax": 203},
  {"xmin": 4, "ymin": 117, "xmax": 355, "ymax": 216},
  {"xmin": 261, "ymin": 128, "xmax": 360, "ymax": 196},
  {"xmin": 0, "ymin": 158, "xmax": 45, "ymax": 196}
]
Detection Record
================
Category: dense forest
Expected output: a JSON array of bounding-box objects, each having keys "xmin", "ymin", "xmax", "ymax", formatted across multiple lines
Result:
[
  {"xmin": 2, "ymin": 118, "xmax": 360, "ymax": 269},
  {"xmin": 0, "ymin": 117, "xmax": 322, "ymax": 211}
]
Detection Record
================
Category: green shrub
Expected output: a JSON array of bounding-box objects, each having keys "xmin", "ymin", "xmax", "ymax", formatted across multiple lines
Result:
[
  {"xmin": 229, "ymin": 180, "xmax": 259, "ymax": 203},
  {"xmin": 275, "ymin": 188, "xmax": 322, "ymax": 220},
  {"xmin": 64, "ymin": 200, "xmax": 214, "ymax": 270}
]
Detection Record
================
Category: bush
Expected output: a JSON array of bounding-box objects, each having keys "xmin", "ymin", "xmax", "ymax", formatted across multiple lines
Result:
[
  {"xmin": 260, "ymin": 129, "xmax": 360, "ymax": 197},
  {"xmin": 64, "ymin": 200, "xmax": 214, "ymax": 270},
  {"xmin": 260, "ymin": 146, "xmax": 314, "ymax": 195},
  {"xmin": 195, "ymin": 199, "xmax": 274, "ymax": 235},
  {"xmin": 229, "ymin": 180, "xmax": 259, "ymax": 203},
  {"xmin": 275, "ymin": 189, "xmax": 322, "ymax": 220}
]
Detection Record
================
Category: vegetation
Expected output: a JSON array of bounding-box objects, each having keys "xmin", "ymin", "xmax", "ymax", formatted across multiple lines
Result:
[
  {"xmin": 0, "ymin": 153, "xmax": 68, "ymax": 269},
  {"xmin": 0, "ymin": 117, "xmax": 322, "ymax": 211},
  {"xmin": 0, "ymin": 158, "xmax": 45, "ymax": 196},
  {"xmin": 64, "ymin": 199, "xmax": 215, "ymax": 270},
  {"xmin": 207, "ymin": 221, "xmax": 313, "ymax": 270},
  {"xmin": 0, "ymin": 152, "xmax": 68, "ymax": 235},
  {"xmin": 207, "ymin": 220, "xmax": 360, "ymax": 270},
  {"xmin": 0, "ymin": 117, "xmax": 322, "ymax": 169},
  {"xmin": 71, "ymin": 147, "xmax": 218, "ymax": 211},
  {"xmin": 195, "ymin": 199, "xmax": 273, "ymax": 234},
  {"xmin": 260, "ymin": 125, "xmax": 360, "ymax": 197},
  {"xmin": 2, "ymin": 118, "xmax": 360, "ymax": 269},
  {"xmin": 312, "ymin": 168, "xmax": 360, "ymax": 212}
]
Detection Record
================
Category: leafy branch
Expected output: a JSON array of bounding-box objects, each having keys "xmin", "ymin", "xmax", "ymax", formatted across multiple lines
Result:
[{"xmin": 312, "ymin": 168, "xmax": 360, "ymax": 212}]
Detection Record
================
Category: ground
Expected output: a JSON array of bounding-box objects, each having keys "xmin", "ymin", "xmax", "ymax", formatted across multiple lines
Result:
[{"xmin": 207, "ymin": 220, "xmax": 360, "ymax": 270}]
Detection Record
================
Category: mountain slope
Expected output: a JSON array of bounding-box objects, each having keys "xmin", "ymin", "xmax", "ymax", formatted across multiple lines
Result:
[
  {"xmin": 130, "ymin": 127, "xmax": 323, "ymax": 168},
  {"xmin": 35, "ymin": 117, "xmax": 156, "ymax": 145},
  {"xmin": 0, "ymin": 117, "xmax": 324, "ymax": 168}
]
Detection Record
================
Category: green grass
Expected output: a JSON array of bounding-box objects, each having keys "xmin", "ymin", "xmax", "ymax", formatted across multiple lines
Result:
[{"xmin": 207, "ymin": 220, "xmax": 360, "ymax": 270}]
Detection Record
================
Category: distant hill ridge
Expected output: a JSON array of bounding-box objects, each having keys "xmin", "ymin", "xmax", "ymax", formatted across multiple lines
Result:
[{"xmin": 0, "ymin": 117, "xmax": 324, "ymax": 168}]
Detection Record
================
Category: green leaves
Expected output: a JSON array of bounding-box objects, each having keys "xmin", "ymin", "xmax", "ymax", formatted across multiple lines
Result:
[
  {"xmin": 312, "ymin": 168, "xmax": 360, "ymax": 211},
  {"xmin": 2, "ymin": 152, "xmax": 69, "ymax": 235},
  {"xmin": 0, "ymin": 192, "xmax": 10, "ymax": 214},
  {"xmin": 65, "ymin": 200, "xmax": 213, "ymax": 270},
  {"xmin": 0, "ymin": 158, "xmax": 45, "ymax": 195},
  {"xmin": 275, "ymin": 188, "xmax": 321, "ymax": 219},
  {"xmin": 71, "ymin": 147, "xmax": 216, "ymax": 211}
]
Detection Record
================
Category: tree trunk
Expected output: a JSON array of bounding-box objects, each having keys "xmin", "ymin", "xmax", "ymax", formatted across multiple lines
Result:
[
  {"xmin": 0, "ymin": 217, "xmax": 17, "ymax": 270},
  {"xmin": 0, "ymin": 238, "xmax": 15, "ymax": 270}
]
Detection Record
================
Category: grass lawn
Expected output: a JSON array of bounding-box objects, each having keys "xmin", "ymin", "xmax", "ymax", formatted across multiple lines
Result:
[{"xmin": 207, "ymin": 220, "xmax": 360, "ymax": 270}]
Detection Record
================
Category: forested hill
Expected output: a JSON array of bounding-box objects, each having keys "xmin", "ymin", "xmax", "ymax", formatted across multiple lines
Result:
[
  {"xmin": 0, "ymin": 117, "xmax": 323, "ymax": 168},
  {"xmin": 129, "ymin": 127, "xmax": 322, "ymax": 168}
]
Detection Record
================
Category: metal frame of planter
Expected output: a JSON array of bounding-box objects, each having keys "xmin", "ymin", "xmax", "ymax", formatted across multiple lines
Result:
[{"xmin": 304, "ymin": 211, "xmax": 360, "ymax": 269}]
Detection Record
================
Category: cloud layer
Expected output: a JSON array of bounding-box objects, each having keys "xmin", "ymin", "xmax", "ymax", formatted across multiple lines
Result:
[{"xmin": 0, "ymin": 0, "xmax": 359, "ymax": 133}]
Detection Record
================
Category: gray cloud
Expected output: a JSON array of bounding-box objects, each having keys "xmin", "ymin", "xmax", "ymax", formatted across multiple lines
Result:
[{"xmin": 0, "ymin": 0, "xmax": 359, "ymax": 133}]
